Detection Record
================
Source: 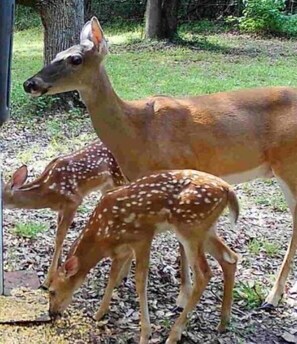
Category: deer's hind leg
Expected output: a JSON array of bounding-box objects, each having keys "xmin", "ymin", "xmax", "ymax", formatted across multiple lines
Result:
[
  {"xmin": 262, "ymin": 167, "xmax": 297, "ymax": 308},
  {"xmin": 166, "ymin": 240, "xmax": 212, "ymax": 344},
  {"xmin": 206, "ymin": 232, "xmax": 238, "ymax": 331},
  {"xmin": 176, "ymin": 243, "xmax": 192, "ymax": 309}
]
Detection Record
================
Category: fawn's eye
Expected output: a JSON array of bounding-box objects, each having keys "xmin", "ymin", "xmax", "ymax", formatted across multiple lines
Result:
[{"xmin": 70, "ymin": 56, "xmax": 82, "ymax": 65}]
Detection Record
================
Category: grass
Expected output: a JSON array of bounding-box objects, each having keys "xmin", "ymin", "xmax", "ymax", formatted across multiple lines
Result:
[
  {"xmin": 233, "ymin": 281, "xmax": 267, "ymax": 310},
  {"xmin": 248, "ymin": 238, "xmax": 280, "ymax": 256},
  {"xmin": 14, "ymin": 221, "xmax": 47, "ymax": 239},
  {"xmin": 254, "ymin": 192, "xmax": 287, "ymax": 212},
  {"xmin": 10, "ymin": 22, "xmax": 297, "ymax": 119},
  {"xmin": 242, "ymin": 180, "xmax": 288, "ymax": 212}
]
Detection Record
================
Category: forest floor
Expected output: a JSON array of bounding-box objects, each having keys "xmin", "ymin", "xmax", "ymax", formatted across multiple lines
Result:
[{"xmin": 1, "ymin": 23, "xmax": 297, "ymax": 343}]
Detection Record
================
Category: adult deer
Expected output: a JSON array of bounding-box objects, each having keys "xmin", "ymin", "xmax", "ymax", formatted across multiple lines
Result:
[
  {"xmin": 24, "ymin": 16, "xmax": 297, "ymax": 308},
  {"xmin": 3, "ymin": 141, "xmax": 126, "ymax": 287},
  {"xmin": 48, "ymin": 170, "xmax": 239, "ymax": 343}
]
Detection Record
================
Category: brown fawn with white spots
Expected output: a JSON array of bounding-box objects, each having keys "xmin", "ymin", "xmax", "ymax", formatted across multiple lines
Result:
[
  {"xmin": 48, "ymin": 170, "xmax": 239, "ymax": 344},
  {"xmin": 2, "ymin": 141, "xmax": 126, "ymax": 287},
  {"xmin": 24, "ymin": 16, "xmax": 297, "ymax": 308}
]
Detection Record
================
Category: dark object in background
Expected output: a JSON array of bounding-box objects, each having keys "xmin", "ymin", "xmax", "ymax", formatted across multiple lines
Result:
[{"xmin": 0, "ymin": 0, "xmax": 15, "ymax": 127}]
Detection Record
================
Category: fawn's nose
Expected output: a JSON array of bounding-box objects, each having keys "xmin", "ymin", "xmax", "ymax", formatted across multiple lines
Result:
[{"xmin": 23, "ymin": 79, "xmax": 38, "ymax": 93}]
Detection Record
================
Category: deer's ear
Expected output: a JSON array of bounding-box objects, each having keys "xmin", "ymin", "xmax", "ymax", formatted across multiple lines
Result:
[
  {"xmin": 80, "ymin": 17, "xmax": 107, "ymax": 53},
  {"xmin": 64, "ymin": 256, "xmax": 79, "ymax": 278},
  {"xmin": 11, "ymin": 165, "xmax": 28, "ymax": 189},
  {"xmin": 90, "ymin": 17, "xmax": 105, "ymax": 47},
  {"xmin": 80, "ymin": 20, "xmax": 92, "ymax": 43}
]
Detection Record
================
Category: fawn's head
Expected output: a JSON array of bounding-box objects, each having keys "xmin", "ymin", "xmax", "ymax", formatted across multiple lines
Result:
[
  {"xmin": 48, "ymin": 256, "xmax": 84, "ymax": 318},
  {"xmin": 3, "ymin": 165, "xmax": 28, "ymax": 208},
  {"xmin": 23, "ymin": 17, "xmax": 108, "ymax": 96}
]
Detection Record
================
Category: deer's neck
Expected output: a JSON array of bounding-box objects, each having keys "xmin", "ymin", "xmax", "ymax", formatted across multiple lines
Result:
[
  {"xmin": 72, "ymin": 232, "xmax": 106, "ymax": 275},
  {"xmin": 79, "ymin": 65, "xmax": 145, "ymax": 179}
]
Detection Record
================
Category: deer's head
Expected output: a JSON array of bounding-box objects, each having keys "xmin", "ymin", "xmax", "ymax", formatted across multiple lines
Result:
[
  {"xmin": 2, "ymin": 165, "xmax": 28, "ymax": 209},
  {"xmin": 23, "ymin": 17, "xmax": 108, "ymax": 96},
  {"xmin": 48, "ymin": 256, "xmax": 84, "ymax": 318}
]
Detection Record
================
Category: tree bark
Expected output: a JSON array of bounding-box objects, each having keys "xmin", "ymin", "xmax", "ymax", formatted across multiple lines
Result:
[
  {"xmin": 84, "ymin": 0, "xmax": 92, "ymax": 21},
  {"xmin": 145, "ymin": 0, "xmax": 163, "ymax": 39},
  {"xmin": 39, "ymin": 0, "xmax": 84, "ymax": 65},
  {"xmin": 37, "ymin": 0, "xmax": 84, "ymax": 109},
  {"xmin": 145, "ymin": 0, "xmax": 180, "ymax": 40}
]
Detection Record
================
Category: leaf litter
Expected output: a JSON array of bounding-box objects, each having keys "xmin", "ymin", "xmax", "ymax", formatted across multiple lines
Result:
[{"xmin": 0, "ymin": 115, "xmax": 297, "ymax": 343}]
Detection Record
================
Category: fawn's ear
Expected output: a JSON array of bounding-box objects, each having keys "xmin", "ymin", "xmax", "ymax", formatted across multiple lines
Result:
[
  {"xmin": 64, "ymin": 256, "xmax": 79, "ymax": 278},
  {"xmin": 11, "ymin": 165, "xmax": 28, "ymax": 189},
  {"xmin": 80, "ymin": 17, "xmax": 107, "ymax": 54}
]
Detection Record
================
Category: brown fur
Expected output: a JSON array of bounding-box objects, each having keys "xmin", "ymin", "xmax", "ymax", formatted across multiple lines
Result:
[{"xmin": 24, "ymin": 17, "xmax": 297, "ymax": 306}]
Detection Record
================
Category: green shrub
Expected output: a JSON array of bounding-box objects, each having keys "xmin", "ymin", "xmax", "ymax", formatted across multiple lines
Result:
[
  {"xmin": 235, "ymin": 0, "xmax": 297, "ymax": 37},
  {"xmin": 15, "ymin": 5, "xmax": 41, "ymax": 31},
  {"xmin": 239, "ymin": 0, "xmax": 285, "ymax": 34},
  {"xmin": 280, "ymin": 14, "xmax": 297, "ymax": 36},
  {"xmin": 14, "ymin": 222, "xmax": 47, "ymax": 239}
]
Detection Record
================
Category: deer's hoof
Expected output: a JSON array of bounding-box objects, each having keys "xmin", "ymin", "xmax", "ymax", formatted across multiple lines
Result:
[
  {"xmin": 39, "ymin": 284, "xmax": 49, "ymax": 291},
  {"xmin": 172, "ymin": 305, "xmax": 184, "ymax": 313},
  {"xmin": 259, "ymin": 302, "xmax": 275, "ymax": 312}
]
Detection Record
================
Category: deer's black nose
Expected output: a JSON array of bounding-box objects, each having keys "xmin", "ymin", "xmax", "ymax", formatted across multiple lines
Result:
[{"xmin": 23, "ymin": 79, "xmax": 38, "ymax": 93}]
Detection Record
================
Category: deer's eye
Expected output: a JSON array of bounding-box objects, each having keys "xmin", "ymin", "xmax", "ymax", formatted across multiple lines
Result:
[{"xmin": 70, "ymin": 56, "xmax": 82, "ymax": 65}]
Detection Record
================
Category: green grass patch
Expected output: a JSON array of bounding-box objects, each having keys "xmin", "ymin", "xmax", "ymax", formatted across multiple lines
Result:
[
  {"xmin": 248, "ymin": 237, "xmax": 280, "ymax": 256},
  {"xmin": 233, "ymin": 281, "xmax": 266, "ymax": 310},
  {"xmin": 254, "ymin": 192, "xmax": 287, "ymax": 212},
  {"xmin": 77, "ymin": 204, "xmax": 91, "ymax": 215},
  {"xmin": 13, "ymin": 222, "xmax": 47, "ymax": 239},
  {"xmin": 11, "ymin": 22, "xmax": 297, "ymax": 119}
]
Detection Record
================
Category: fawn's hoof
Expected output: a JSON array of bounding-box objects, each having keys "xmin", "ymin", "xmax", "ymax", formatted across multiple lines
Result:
[
  {"xmin": 217, "ymin": 323, "xmax": 228, "ymax": 333},
  {"xmin": 172, "ymin": 305, "xmax": 184, "ymax": 313},
  {"xmin": 259, "ymin": 302, "xmax": 275, "ymax": 311},
  {"xmin": 39, "ymin": 284, "xmax": 48, "ymax": 291},
  {"xmin": 95, "ymin": 310, "xmax": 108, "ymax": 321}
]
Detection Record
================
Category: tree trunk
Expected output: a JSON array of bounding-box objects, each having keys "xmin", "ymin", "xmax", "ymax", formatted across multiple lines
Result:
[
  {"xmin": 39, "ymin": 0, "xmax": 84, "ymax": 65},
  {"xmin": 145, "ymin": 0, "xmax": 180, "ymax": 40},
  {"xmin": 84, "ymin": 0, "xmax": 93, "ymax": 21},
  {"xmin": 37, "ymin": 0, "xmax": 84, "ymax": 109},
  {"xmin": 162, "ymin": 0, "xmax": 180, "ymax": 39},
  {"xmin": 145, "ymin": 0, "xmax": 162, "ymax": 39}
]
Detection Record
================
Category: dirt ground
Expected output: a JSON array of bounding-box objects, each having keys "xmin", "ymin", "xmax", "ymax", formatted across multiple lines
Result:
[{"xmin": 0, "ymin": 114, "xmax": 297, "ymax": 343}]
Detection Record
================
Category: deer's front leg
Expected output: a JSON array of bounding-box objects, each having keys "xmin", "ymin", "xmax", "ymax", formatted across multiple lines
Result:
[
  {"xmin": 134, "ymin": 241, "xmax": 152, "ymax": 344},
  {"xmin": 95, "ymin": 250, "xmax": 133, "ymax": 321},
  {"xmin": 176, "ymin": 243, "xmax": 192, "ymax": 308},
  {"xmin": 43, "ymin": 207, "xmax": 76, "ymax": 288}
]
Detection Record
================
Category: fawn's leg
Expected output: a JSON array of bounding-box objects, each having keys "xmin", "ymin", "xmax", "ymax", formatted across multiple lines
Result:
[
  {"xmin": 44, "ymin": 206, "xmax": 77, "ymax": 288},
  {"xmin": 176, "ymin": 243, "xmax": 192, "ymax": 308},
  {"xmin": 115, "ymin": 251, "xmax": 133, "ymax": 286},
  {"xmin": 134, "ymin": 240, "xmax": 153, "ymax": 344},
  {"xmin": 166, "ymin": 244, "xmax": 212, "ymax": 344},
  {"xmin": 95, "ymin": 250, "xmax": 133, "ymax": 320},
  {"xmin": 206, "ymin": 234, "xmax": 238, "ymax": 331}
]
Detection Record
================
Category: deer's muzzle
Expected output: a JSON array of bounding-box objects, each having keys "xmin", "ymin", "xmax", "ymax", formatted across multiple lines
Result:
[{"xmin": 23, "ymin": 77, "xmax": 49, "ymax": 96}]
